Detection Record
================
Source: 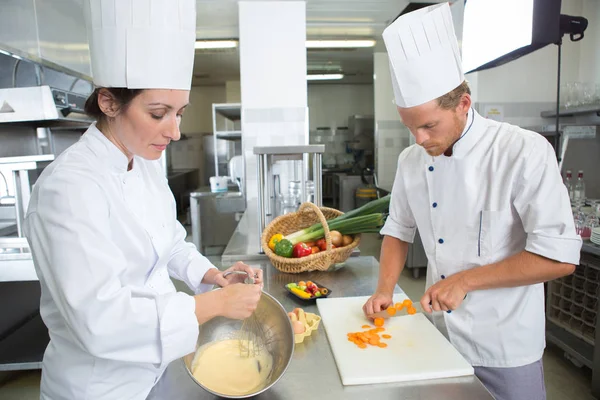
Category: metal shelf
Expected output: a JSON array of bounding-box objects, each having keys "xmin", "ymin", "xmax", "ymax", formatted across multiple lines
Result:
[
  {"xmin": 215, "ymin": 131, "xmax": 242, "ymax": 140},
  {"xmin": 212, "ymin": 103, "xmax": 243, "ymax": 178},
  {"xmin": 541, "ymin": 104, "xmax": 600, "ymax": 118},
  {"xmin": 214, "ymin": 103, "xmax": 241, "ymax": 121}
]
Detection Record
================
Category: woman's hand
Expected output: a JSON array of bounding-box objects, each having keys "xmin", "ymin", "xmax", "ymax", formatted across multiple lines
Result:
[
  {"xmin": 215, "ymin": 283, "xmax": 262, "ymax": 320},
  {"xmin": 214, "ymin": 262, "xmax": 264, "ymax": 288}
]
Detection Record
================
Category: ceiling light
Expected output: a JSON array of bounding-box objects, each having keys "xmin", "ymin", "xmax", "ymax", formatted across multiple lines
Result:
[
  {"xmin": 195, "ymin": 40, "xmax": 238, "ymax": 49},
  {"xmin": 307, "ymin": 74, "xmax": 344, "ymax": 81},
  {"xmin": 306, "ymin": 40, "xmax": 376, "ymax": 48}
]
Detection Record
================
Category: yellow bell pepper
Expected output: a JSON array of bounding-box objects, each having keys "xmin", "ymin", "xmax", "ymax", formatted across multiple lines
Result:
[
  {"xmin": 291, "ymin": 287, "xmax": 312, "ymax": 299},
  {"xmin": 268, "ymin": 234, "xmax": 284, "ymax": 251}
]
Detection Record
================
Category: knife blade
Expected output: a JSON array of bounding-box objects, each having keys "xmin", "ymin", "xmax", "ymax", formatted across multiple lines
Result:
[{"xmin": 367, "ymin": 302, "xmax": 425, "ymax": 319}]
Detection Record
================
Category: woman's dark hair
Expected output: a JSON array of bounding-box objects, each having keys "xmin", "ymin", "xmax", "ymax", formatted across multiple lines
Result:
[{"xmin": 84, "ymin": 87, "xmax": 143, "ymax": 122}]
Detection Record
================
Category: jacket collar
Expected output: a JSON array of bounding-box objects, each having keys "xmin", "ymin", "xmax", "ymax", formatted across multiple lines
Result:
[
  {"xmin": 85, "ymin": 123, "xmax": 132, "ymax": 174},
  {"xmin": 444, "ymin": 107, "xmax": 484, "ymax": 160}
]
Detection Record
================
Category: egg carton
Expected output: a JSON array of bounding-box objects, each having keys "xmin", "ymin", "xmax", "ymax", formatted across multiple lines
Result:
[{"xmin": 290, "ymin": 308, "xmax": 321, "ymax": 344}]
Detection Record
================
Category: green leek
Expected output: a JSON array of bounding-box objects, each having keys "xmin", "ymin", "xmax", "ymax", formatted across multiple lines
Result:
[
  {"xmin": 286, "ymin": 213, "xmax": 386, "ymax": 245},
  {"xmin": 285, "ymin": 195, "xmax": 390, "ymax": 243}
]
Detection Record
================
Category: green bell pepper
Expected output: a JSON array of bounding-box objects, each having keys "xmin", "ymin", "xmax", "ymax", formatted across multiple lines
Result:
[{"xmin": 274, "ymin": 239, "xmax": 294, "ymax": 258}]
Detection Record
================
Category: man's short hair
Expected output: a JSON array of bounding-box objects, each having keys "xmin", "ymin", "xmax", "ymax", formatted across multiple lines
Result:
[{"xmin": 437, "ymin": 81, "xmax": 471, "ymax": 110}]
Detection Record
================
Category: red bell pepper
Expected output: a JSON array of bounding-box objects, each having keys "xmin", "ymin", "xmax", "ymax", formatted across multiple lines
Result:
[{"xmin": 292, "ymin": 242, "xmax": 312, "ymax": 258}]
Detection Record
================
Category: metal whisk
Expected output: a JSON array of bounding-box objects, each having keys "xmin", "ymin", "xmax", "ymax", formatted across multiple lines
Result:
[{"xmin": 222, "ymin": 270, "xmax": 268, "ymax": 358}]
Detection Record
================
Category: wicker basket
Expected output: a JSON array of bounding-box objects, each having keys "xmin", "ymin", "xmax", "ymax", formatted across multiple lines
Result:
[{"xmin": 261, "ymin": 202, "xmax": 360, "ymax": 273}]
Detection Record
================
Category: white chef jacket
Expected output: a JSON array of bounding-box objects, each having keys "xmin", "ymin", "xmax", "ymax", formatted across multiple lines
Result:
[
  {"xmin": 380, "ymin": 108, "xmax": 582, "ymax": 368},
  {"xmin": 24, "ymin": 124, "xmax": 216, "ymax": 400}
]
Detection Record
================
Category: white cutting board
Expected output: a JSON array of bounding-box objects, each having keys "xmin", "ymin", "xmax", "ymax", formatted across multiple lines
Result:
[{"xmin": 316, "ymin": 294, "xmax": 474, "ymax": 386}]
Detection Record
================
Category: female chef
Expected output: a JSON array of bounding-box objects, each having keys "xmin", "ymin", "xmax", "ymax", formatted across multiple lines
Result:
[{"xmin": 23, "ymin": 1, "xmax": 261, "ymax": 399}]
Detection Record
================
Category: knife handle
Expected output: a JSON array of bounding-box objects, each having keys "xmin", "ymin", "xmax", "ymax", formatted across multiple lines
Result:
[{"xmin": 431, "ymin": 275, "xmax": 467, "ymax": 314}]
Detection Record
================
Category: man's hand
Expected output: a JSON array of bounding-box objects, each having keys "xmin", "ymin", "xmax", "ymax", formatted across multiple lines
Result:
[
  {"xmin": 363, "ymin": 292, "xmax": 394, "ymax": 319},
  {"xmin": 421, "ymin": 271, "xmax": 468, "ymax": 313}
]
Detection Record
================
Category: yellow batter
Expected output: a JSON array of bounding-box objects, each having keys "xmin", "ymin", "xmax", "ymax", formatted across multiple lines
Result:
[{"xmin": 192, "ymin": 339, "xmax": 273, "ymax": 396}]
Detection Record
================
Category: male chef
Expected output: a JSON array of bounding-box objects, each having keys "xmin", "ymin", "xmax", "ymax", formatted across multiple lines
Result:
[{"xmin": 363, "ymin": 4, "xmax": 582, "ymax": 400}]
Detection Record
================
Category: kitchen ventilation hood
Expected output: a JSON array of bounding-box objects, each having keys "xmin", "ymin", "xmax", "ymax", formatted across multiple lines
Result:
[{"xmin": 0, "ymin": 85, "xmax": 93, "ymax": 126}]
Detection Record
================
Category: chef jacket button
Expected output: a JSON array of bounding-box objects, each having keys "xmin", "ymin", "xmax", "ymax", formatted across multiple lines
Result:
[
  {"xmin": 438, "ymin": 238, "xmax": 444, "ymax": 244},
  {"xmin": 432, "ymin": 202, "xmax": 438, "ymax": 208},
  {"xmin": 428, "ymin": 166, "xmax": 434, "ymax": 172}
]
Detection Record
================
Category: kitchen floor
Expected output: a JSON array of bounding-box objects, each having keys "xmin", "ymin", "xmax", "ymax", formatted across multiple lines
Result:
[{"xmin": 0, "ymin": 233, "xmax": 596, "ymax": 400}]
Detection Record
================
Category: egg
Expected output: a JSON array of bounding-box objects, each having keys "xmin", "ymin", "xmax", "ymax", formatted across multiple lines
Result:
[
  {"xmin": 292, "ymin": 320, "xmax": 306, "ymax": 334},
  {"xmin": 288, "ymin": 312, "xmax": 298, "ymax": 322}
]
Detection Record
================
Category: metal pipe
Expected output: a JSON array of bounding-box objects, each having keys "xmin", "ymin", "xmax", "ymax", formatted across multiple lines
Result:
[
  {"xmin": 314, "ymin": 153, "xmax": 323, "ymax": 206},
  {"xmin": 257, "ymin": 154, "xmax": 266, "ymax": 252},
  {"xmin": 0, "ymin": 171, "xmax": 9, "ymax": 196},
  {"xmin": 12, "ymin": 59, "xmax": 21, "ymax": 88},
  {"xmin": 555, "ymin": 40, "xmax": 562, "ymax": 161}
]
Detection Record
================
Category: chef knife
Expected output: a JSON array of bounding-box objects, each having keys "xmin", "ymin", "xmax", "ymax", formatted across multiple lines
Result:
[{"xmin": 367, "ymin": 302, "xmax": 426, "ymax": 319}]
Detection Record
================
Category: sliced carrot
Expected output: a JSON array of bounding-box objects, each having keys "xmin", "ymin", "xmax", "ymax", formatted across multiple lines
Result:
[
  {"xmin": 375, "ymin": 327, "xmax": 385, "ymax": 333},
  {"xmin": 361, "ymin": 325, "xmax": 371, "ymax": 329},
  {"xmin": 394, "ymin": 302, "xmax": 404, "ymax": 310},
  {"xmin": 348, "ymin": 337, "xmax": 354, "ymax": 342},
  {"xmin": 386, "ymin": 306, "xmax": 397, "ymax": 316},
  {"xmin": 402, "ymin": 299, "xmax": 413, "ymax": 308},
  {"xmin": 382, "ymin": 334, "xmax": 392, "ymax": 339},
  {"xmin": 374, "ymin": 317, "xmax": 385, "ymax": 327},
  {"xmin": 358, "ymin": 343, "xmax": 367, "ymax": 349},
  {"xmin": 377, "ymin": 342, "xmax": 388, "ymax": 348},
  {"xmin": 368, "ymin": 338, "xmax": 380, "ymax": 345},
  {"xmin": 407, "ymin": 306, "xmax": 417, "ymax": 315}
]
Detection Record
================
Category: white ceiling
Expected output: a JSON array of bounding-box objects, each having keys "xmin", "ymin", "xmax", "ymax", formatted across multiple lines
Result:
[{"xmin": 192, "ymin": 0, "xmax": 441, "ymax": 86}]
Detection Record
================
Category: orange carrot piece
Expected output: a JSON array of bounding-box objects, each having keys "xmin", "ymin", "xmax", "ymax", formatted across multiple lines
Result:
[
  {"xmin": 374, "ymin": 317, "xmax": 384, "ymax": 327},
  {"xmin": 375, "ymin": 327, "xmax": 385, "ymax": 333},
  {"xmin": 386, "ymin": 306, "xmax": 397, "ymax": 316},
  {"xmin": 407, "ymin": 306, "xmax": 417, "ymax": 315},
  {"xmin": 394, "ymin": 302, "xmax": 404, "ymax": 310},
  {"xmin": 382, "ymin": 334, "xmax": 392, "ymax": 339},
  {"xmin": 377, "ymin": 342, "xmax": 388, "ymax": 348},
  {"xmin": 402, "ymin": 299, "xmax": 413, "ymax": 308},
  {"xmin": 368, "ymin": 338, "xmax": 380, "ymax": 345},
  {"xmin": 361, "ymin": 325, "xmax": 371, "ymax": 329},
  {"xmin": 358, "ymin": 343, "xmax": 367, "ymax": 349}
]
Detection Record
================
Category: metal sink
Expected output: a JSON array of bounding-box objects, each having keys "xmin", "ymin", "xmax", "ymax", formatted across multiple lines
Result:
[{"xmin": 214, "ymin": 191, "xmax": 245, "ymax": 213}]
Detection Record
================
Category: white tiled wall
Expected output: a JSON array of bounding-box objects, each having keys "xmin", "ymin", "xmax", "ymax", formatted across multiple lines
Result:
[
  {"xmin": 242, "ymin": 108, "xmax": 308, "ymax": 201},
  {"xmin": 239, "ymin": 2, "xmax": 308, "ymax": 204},
  {"xmin": 374, "ymin": 52, "xmax": 410, "ymax": 192}
]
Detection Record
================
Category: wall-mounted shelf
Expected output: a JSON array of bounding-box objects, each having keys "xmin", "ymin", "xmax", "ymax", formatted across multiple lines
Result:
[{"xmin": 541, "ymin": 104, "xmax": 600, "ymax": 118}]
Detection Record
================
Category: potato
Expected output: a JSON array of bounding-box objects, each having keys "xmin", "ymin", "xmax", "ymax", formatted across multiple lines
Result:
[{"xmin": 342, "ymin": 234, "xmax": 353, "ymax": 246}]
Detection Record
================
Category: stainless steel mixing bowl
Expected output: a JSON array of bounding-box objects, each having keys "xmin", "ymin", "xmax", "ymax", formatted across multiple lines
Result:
[{"xmin": 183, "ymin": 290, "xmax": 294, "ymax": 398}]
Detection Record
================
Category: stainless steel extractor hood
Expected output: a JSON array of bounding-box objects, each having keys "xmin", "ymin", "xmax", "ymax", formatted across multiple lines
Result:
[{"xmin": 0, "ymin": 85, "xmax": 93, "ymax": 126}]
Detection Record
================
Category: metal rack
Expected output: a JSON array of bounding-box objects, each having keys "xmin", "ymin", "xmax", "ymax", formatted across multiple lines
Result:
[
  {"xmin": 211, "ymin": 103, "xmax": 242, "ymax": 178},
  {"xmin": 547, "ymin": 258, "xmax": 597, "ymax": 346},
  {"xmin": 546, "ymin": 244, "xmax": 600, "ymax": 397}
]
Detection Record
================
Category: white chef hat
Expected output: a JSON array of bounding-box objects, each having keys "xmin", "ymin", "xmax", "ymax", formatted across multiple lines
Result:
[
  {"xmin": 84, "ymin": 0, "xmax": 196, "ymax": 90},
  {"xmin": 382, "ymin": 2, "xmax": 464, "ymax": 108}
]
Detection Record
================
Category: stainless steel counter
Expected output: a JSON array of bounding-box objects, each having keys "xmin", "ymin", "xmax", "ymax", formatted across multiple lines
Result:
[
  {"xmin": 221, "ymin": 207, "xmax": 268, "ymax": 264},
  {"xmin": 147, "ymin": 256, "xmax": 492, "ymax": 400}
]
